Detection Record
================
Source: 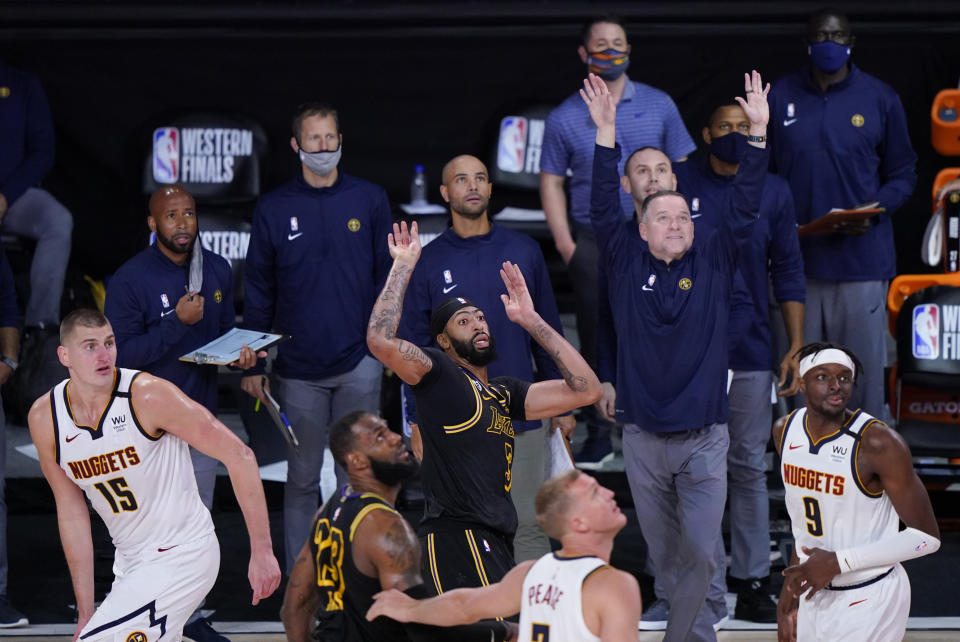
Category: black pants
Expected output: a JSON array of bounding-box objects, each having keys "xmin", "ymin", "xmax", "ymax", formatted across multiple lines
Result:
[{"xmin": 419, "ymin": 523, "xmax": 515, "ymax": 596}]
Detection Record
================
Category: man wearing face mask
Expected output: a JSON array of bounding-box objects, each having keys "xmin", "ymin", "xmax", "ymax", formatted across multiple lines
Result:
[
  {"xmin": 768, "ymin": 10, "xmax": 917, "ymax": 420},
  {"xmin": 242, "ymin": 103, "xmax": 393, "ymax": 574},
  {"xmin": 540, "ymin": 14, "xmax": 696, "ymax": 467},
  {"xmin": 671, "ymin": 101, "xmax": 805, "ymax": 625}
]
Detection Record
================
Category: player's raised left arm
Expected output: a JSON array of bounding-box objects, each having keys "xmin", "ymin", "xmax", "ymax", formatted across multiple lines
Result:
[
  {"xmin": 130, "ymin": 374, "xmax": 281, "ymax": 604},
  {"xmin": 499, "ymin": 261, "xmax": 601, "ymax": 419}
]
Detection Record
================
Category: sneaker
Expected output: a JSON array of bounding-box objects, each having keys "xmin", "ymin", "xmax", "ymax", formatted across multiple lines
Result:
[
  {"xmin": 637, "ymin": 598, "xmax": 669, "ymax": 631},
  {"xmin": 183, "ymin": 618, "xmax": 231, "ymax": 642},
  {"xmin": 734, "ymin": 578, "xmax": 778, "ymax": 623},
  {"xmin": 574, "ymin": 439, "xmax": 613, "ymax": 471},
  {"xmin": 708, "ymin": 600, "xmax": 729, "ymax": 631},
  {"xmin": 0, "ymin": 596, "xmax": 28, "ymax": 628}
]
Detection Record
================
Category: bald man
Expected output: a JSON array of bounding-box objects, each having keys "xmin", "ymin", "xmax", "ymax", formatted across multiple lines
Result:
[
  {"xmin": 398, "ymin": 154, "xmax": 570, "ymax": 564},
  {"xmin": 103, "ymin": 184, "xmax": 259, "ymax": 641}
]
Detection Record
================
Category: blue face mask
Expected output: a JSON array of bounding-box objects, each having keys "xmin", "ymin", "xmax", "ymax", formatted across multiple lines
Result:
[
  {"xmin": 808, "ymin": 41, "xmax": 851, "ymax": 73},
  {"xmin": 587, "ymin": 48, "xmax": 630, "ymax": 81},
  {"xmin": 709, "ymin": 132, "xmax": 748, "ymax": 164}
]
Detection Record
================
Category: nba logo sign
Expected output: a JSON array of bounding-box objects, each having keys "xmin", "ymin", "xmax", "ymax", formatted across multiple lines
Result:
[
  {"xmin": 497, "ymin": 116, "xmax": 527, "ymax": 173},
  {"xmin": 160, "ymin": 293, "xmax": 170, "ymax": 308},
  {"xmin": 691, "ymin": 197, "xmax": 700, "ymax": 212},
  {"xmin": 152, "ymin": 127, "xmax": 179, "ymax": 183},
  {"xmin": 443, "ymin": 269, "xmax": 452, "ymax": 284},
  {"xmin": 913, "ymin": 303, "xmax": 939, "ymax": 360}
]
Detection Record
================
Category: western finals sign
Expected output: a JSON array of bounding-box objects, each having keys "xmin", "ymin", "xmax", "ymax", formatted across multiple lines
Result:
[
  {"xmin": 153, "ymin": 127, "xmax": 254, "ymax": 184},
  {"xmin": 912, "ymin": 303, "xmax": 960, "ymax": 360}
]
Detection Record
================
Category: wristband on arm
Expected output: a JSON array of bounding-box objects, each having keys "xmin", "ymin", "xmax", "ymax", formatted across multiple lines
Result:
[{"xmin": 834, "ymin": 526, "xmax": 941, "ymax": 573}]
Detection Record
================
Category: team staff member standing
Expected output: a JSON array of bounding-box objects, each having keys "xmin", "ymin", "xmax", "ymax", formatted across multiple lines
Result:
[
  {"xmin": 368, "ymin": 222, "xmax": 601, "ymax": 594},
  {"xmin": 774, "ymin": 343, "xmax": 940, "ymax": 642},
  {"xmin": 675, "ymin": 101, "xmax": 805, "ymax": 622},
  {"xmin": 367, "ymin": 469, "xmax": 641, "ymax": 640},
  {"xmin": 398, "ymin": 154, "xmax": 572, "ymax": 563},
  {"xmin": 585, "ymin": 70, "xmax": 769, "ymax": 642},
  {"xmin": 768, "ymin": 9, "xmax": 917, "ymax": 417},
  {"xmin": 27, "ymin": 310, "xmax": 280, "ymax": 641},
  {"xmin": 281, "ymin": 411, "xmax": 512, "ymax": 642},
  {"xmin": 540, "ymin": 15, "xmax": 696, "ymax": 464},
  {"xmin": 104, "ymin": 185, "xmax": 261, "ymax": 642},
  {"xmin": 242, "ymin": 103, "xmax": 393, "ymax": 573}
]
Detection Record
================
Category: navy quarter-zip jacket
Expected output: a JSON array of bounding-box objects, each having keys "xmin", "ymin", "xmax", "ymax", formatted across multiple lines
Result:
[{"xmin": 590, "ymin": 143, "xmax": 767, "ymax": 432}]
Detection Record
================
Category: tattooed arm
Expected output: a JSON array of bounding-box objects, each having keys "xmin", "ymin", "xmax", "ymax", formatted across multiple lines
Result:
[
  {"xmin": 366, "ymin": 221, "xmax": 434, "ymax": 386},
  {"xmin": 280, "ymin": 539, "xmax": 320, "ymax": 642},
  {"xmin": 498, "ymin": 261, "xmax": 602, "ymax": 420}
]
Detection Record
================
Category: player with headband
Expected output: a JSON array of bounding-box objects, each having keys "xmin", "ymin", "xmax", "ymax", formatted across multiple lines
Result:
[{"xmin": 773, "ymin": 342, "xmax": 940, "ymax": 642}]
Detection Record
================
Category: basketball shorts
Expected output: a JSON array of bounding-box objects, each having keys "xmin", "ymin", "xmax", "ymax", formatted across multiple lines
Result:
[
  {"xmin": 797, "ymin": 563, "xmax": 910, "ymax": 642},
  {"xmin": 79, "ymin": 533, "xmax": 220, "ymax": 642},
  {"xmin": 419, "ymin": 523, "xmax": 515, "ymax": 597}
]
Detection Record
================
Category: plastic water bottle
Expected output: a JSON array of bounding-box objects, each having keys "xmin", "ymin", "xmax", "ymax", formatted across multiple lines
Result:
[{"xmin": 410, "ymin": 165, "xmax": 427, "ymax": 206}]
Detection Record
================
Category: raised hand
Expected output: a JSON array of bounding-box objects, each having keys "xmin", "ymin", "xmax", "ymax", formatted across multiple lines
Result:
[
  {"xmin": 734, "ymin": 69, "xmax": 771, "ymax": 130},
  {"xmin": 500, "ymin": 261, "xmax": 538, "ymax": 328},
  {"xmin": 579, "ymin": 73, "xmax": 616, "ymax": 130},
  {"xmin": 388, "ymin": 220, "xmax": 422, "ymax": 265}
]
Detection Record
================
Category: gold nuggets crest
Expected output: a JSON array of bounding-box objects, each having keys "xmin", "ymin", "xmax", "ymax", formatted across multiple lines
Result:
[
  {"xmin": 0, "ymin": 87, "xmax": 9, "ymax": 98},
  {"xmin": 851, "ymin": 114, "xmax": 865, "ymax": 127},
  {"xmin": 214, "ymin": 289, "xmax": 223, "ymax": 303},
  {"xmin": 678, "ymin": 278, "xmax": 692, "ymax": 290},
  {"xmin": 347, "ymin": 218, "xmax": 361, "ymax": 232},
  {"xmin": 126, "ymin": 633, "xmax": 147, "ymax": 642}
]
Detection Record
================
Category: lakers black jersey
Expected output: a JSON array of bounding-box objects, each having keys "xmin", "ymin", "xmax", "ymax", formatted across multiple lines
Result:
[
  {"xmin": 413, "ymin": 347, "xmax": 530, "ymax": 536},
  {"xmin": 311, "ymin": 486, "xmax": 408, "ymax": 642}
]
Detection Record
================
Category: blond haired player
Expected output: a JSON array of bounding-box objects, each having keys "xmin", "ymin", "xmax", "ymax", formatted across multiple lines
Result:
[
  {"xmin": 28, "ymin": 309, "xmax": 281, "ymax": 641},
  {"xmin": 774, "ymin": 342, "xmax": 940, "ymax": 642},
  {"xmin": 365, "ymin": 469, "xmax": 641, "ymax": 641}
]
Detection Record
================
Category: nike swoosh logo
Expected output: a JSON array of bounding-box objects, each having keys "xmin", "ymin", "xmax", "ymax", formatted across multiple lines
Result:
[
  {"xmin": 442, "ymin": 284, "xmax": 458, "ymax": 294},
  {"xmin": 788, "ymin": 443, "xmax": 803, "ymax": 450},
  {"xmin": 157, "ymin": 545, "xmax": 179, "ymax": 552},
  {"xmin": 160, "ymin": 309, "xmax": 175, "ymax": 318},
  {"xmin": 691, "ymin": 213, "xmax": 702, "ymax": 219},
  {"xmin": 783, "ymin": 118, "xmax": 798, "ymax": 127},
  {"xmin": 848, "ymin": 599, "xmax": 868, "ymax": 607},
  {"xmin": 642, "ymin": 285, "xmax": 654, "ymax": 292},
  {"xmin": 288, "ymin": 232, "xmax": 303, "ymax": 241},
  {"xmin": 66, "ymin": 434, "xmax": 81, "ymax": 443}
]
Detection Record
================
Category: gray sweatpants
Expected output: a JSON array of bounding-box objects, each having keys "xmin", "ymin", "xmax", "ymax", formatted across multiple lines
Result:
[
  {"xmin": 510, "ymin": 422, "xmax": 551, "ymax": 562},
  {"xmin": 276, "ymin": 355, "xmax": 382, "ymax": 573},
  {"xmin": 3, "ymin": 187, "xmax": 73, "ymax": 327},
  {"xmin": 625, "ymin": 423, "xmax": 728, "ymax": 642},
  {"xmin": 804, "ymin": 279, "xmax": 887, "ymax": 417}
]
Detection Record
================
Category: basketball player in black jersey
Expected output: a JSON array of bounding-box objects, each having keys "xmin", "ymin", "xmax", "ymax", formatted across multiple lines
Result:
[
  {"xmin": 280, "ymin": 411, "xmax": 513, "ymax": 642},
  {"xmin": 367, "ymin": 221, "xmax": 602, "ymax": 596}
]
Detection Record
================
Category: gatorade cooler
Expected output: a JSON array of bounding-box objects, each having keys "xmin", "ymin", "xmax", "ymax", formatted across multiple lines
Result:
[{"xmin": 932, "ymin": 89, "xmax": 960, "ymax": 156}]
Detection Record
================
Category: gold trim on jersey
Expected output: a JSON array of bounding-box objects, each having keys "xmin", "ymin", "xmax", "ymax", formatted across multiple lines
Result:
[
  {"xmin": 852, "ymin": 419, "xmax": 884, "ymax": 498},
  {"xmin": 348, "ymin": 503, "xmax": 399, "ymax": 542},
  {"xmin": 779, "ymin": 409, "xmax": 799, "ymax": 454},
  {"xmin": 803, "ymin": 408, "xmax": 861, "ymax": 447},
  {"xmin": 127, "ymin": 371, "xmax": 162, "ymax": 441},
  {"xmin": 443, "ymin": 373, "xmax": 483, "ymax": 434},
  {"xmin": 466, "ymin": 529, "xmax": 492, "ymax": 586},
  {"xmin": 427, "ymin": 533, "xmax": 444, "ymax": 594},
  {"xmin": 64, "ymin": 368, "xmax": 120, "ymax": 434}
]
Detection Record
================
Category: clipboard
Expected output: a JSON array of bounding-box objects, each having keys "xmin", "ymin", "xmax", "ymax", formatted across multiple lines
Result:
[
  {"xmin": 797, "ymin": 203, "xmax": 885, "ymax": 238},
  {"xmin": 547, "ymin": 428, "xmax": 575, "ymax": 477},
  {"xmin": 179, "ymin": 328, "xmax": 286, "ymax": 365},
  {"xmin": 263, "ymin": 387, "xmax": 299, "ymax": 449}
]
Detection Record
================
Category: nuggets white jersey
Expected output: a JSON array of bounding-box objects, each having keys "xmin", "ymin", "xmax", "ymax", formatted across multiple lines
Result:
[
  {"xmin": 52, "ymin": 368, "xmax": 213, "ymax": 558},
  {"xmin": 519, "ymin": 553, "xmax": 605, "ymax": 642},
  {"xmin": 780, "ymin": 408, "xmax": 900, "ymax": 586}
]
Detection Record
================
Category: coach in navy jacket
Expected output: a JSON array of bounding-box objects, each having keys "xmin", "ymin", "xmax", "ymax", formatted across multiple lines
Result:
[
  {"xmin": 398, "ymin": 154, "xmax": 567, "ymax": 563},
  {"xmin": 768, "ymin": 9, "xmax": 917, "ymax": 417},
  {"xmin": 241, "ymin": 104, "xmax": 392, "ymax": 572},
  {"xmin": 584, "ymin": 70, "xmax": 769, "ymax": 642}
]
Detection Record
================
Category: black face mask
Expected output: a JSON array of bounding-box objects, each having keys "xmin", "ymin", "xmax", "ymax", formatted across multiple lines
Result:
[
  {"xmin": 709, "ymin": 132, "xmax": 749, "ymax": 164},
  {"xmin": 369, "ymin": 452, "xmax": 420, "ymax": 486},
  {"xmin": 449, "ymin": 332, "xmax": 499, "ymax": 367}
]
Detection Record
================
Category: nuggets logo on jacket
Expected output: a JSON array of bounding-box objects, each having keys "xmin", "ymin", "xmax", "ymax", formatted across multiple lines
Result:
[
  {"xmin": 214, "ymin": 289, "xmax": 223, "ymax": 303},
  {"xmin": 678, "ymin": 278, "xmax": 692, "ymax": 290},
  {"xmin": 851, "ymin": 114, "xmax": 865, "ymax": 127},
  {"xmin": 347, "ymin": 218, "xmax": 361, "ymax": 232},
  {"xmin": 126, "ymin": 632, "xmax": 147, "ymax": 642},
  {"xmin": 0, "ymin": 87, "xmax": 10, "ymax": 98}
]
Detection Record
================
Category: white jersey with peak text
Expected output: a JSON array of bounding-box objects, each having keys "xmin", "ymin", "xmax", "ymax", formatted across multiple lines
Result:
[
  {"xmin": 519, "ymin": 553, "xmax": 605, "ymax": 642},
  {"xmin": 780, "ymin": 408, "xmax": 900, "ymax": 586},
  {"xmin": 52, "ymin": 368, "xmax": 214, "ymax": 558}
]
